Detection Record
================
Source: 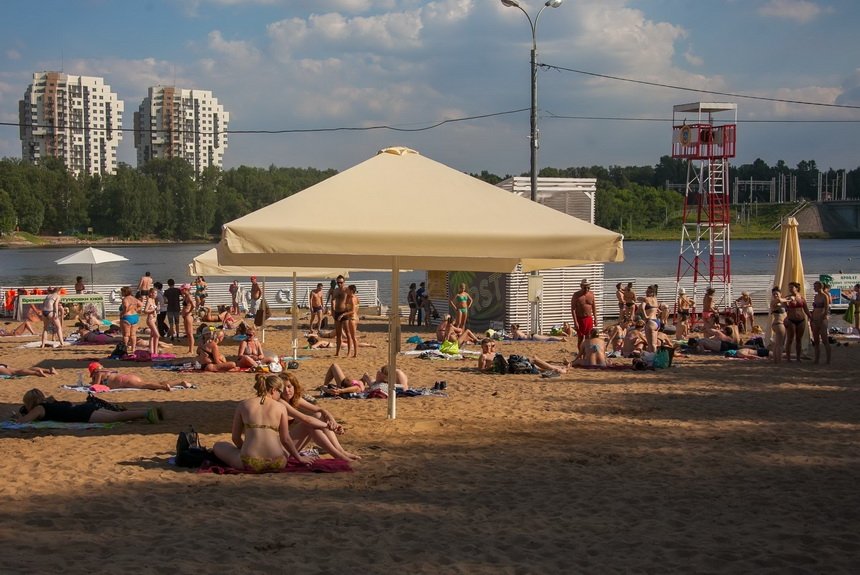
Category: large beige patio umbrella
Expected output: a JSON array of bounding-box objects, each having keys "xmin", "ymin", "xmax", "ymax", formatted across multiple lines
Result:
[
  {"xmin": 774, "ymin": 217, "xmax": 806, "ymax": 298},
  {"xmin": 219, "ymin": 147, "xmax": 625, "ymax": 418}
]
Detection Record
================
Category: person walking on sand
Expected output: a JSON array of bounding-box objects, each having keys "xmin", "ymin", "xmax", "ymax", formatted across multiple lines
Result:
[
  {"xmin": 40, "ymin": 287, "xmax": 64, "ymax": 348},
  {"xmin": 137, "ymin": 271, "xmax": 153, "ymax": 298},
  {"xmin": 142, "ymin": 287, "xmax": 160, "ymax": 356},
  {"xmin": 309, "ymin": 283, "xmax": 325, "ymax": 332},
  {"xmin": 163, "ymin": 279, "xmax": 181, "ymax": 342},
  {"xmin": 248, "ymin": 276, "xmax": 262, "ymax": 318},
  {"xmin": 571, "ymin": 279, "xmax": 597, "ymax": 351},
  {"xmin": 229, "ymin": 280, "xmax": 240, "ymax": 315},
  {"xmin": 449, "ymin": 283, "xmax": 473, "ymax": 329}
]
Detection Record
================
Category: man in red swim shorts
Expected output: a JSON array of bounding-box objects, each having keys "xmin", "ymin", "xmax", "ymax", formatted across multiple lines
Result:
[{"xmin": 571, "ymin": 278, "xmax": 598, "ymax": 351}]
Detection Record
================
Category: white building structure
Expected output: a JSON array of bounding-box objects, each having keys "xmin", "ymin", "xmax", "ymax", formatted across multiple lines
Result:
[
  {"xmin": 19, "ymin": 71, "xmax": 124, "ymax": 176},
  {"xmin": 134, "ymin": 86, "xmax": 229, "ymax": 175}
]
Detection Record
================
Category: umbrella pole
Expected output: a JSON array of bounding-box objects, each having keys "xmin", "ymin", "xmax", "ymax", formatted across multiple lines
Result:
[
  {"xmin": 261, "ymin": 278, "xmax": 266, "ymax": 344},
  {"xmin": 388, "ymin": 258, "xmax": 400, "ymax": 419},
  {"xmin": 90, "ymin": 265, "xmax": 94, "ymax": 293},
  {"xmin": 292, "ymin": 272, "xmax": 298, "ymax": 359}
]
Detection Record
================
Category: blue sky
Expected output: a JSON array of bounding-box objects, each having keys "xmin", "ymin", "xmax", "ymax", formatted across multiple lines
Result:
[{"xmin": 1, "ymin": 0, "xmax": 858, "ymax": 176}]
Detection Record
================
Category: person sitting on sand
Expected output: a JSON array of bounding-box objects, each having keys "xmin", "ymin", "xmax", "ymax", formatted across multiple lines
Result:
[
  {"xmin": 477, "ymin": 338, "xmax": 499, "ymax": 372},
  {"xmin": 14, "ymin": 388, "xmax": 163, "ymax": 425},
  {"xmin": 88, "ymin": 362, "xmax": 189, "ymax": 391},
  {"xmin": 237, "ymin": 327, "xmax": 277, "ymax": 369},
  {"xmin": 438, "ymin": 315, "xmax": 479, "ymax": 346},
  {"xmin": 212, "ymin": 374, "xmax": 314, "ymax": 472},
  {"xmin": 276, "ymin": 372, "xmax": 360, "ymax": 461},
  {"xmin": 319, "ymin": 363, "xmax": 409, "ymax": 396},
  {"xmin": 606, "ymin": 320, "xmax": 629, "ymax": 354},
  {"xmin": 196, "ymin": 329, "xmax": 239, "ymax": 372},
  {"xmin": 199, "ymin": 305, "xmax": 238, "ymax": 330},
  {"xmin": 621, "ymin": 320, "xmax": 647, "ymax": 357},
  {"xmin": 0, "ymin": 363, "xmax": 58, "ymax": 378},
  {"xmin": 573, "ymin": 328, "xmax": 608, "ymax": 368}
]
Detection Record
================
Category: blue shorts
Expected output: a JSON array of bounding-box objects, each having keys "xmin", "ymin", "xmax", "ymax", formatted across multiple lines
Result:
[{"xmin": 121, "ymin": 314, "xmax": 139, "ymax": 326}]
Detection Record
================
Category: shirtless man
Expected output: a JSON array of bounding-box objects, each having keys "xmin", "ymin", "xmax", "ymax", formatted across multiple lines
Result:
[
  {"xmin": 309, "ymin": 283, "xmax": 325, "ymax": 332},
  {"xmin": 571, "ymin": 278, "xmax": 598, "ymax": 351},
  {"xmin": 137, "ymin": 271, "xmax": 153, "ymax": 298},
  {"xmin": 330, "ymin": 275, "xmax": 349, "ymax": 356},
  {"xmin": 615, "ymin": 283, "xmax": 625, "ymax": 320},
  {"xmin": 248, "ymin": 276, "xmax": 262, "ymax": 318}
]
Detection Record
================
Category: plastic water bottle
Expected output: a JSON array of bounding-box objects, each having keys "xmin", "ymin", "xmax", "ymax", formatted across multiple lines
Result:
[{"xmin": 77, "ymin": 371, "xmax": 84, "ymax": 386}]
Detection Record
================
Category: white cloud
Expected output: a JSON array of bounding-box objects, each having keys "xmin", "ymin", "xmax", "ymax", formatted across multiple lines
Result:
[
  {"xmin": 684, "ymin": 49, "xmax": 703, "ymax": 67},
  {"xmin": 758, "ymin": 0, "xmax": 824, "ymax": 23},
  {"xmin": 207, "ymin": 30, "xmax": 262, "ymax": 65},
  {"xmin": 835, "ymin": 68, "xmax": 860, "ymax": 106},
  {"xmin": 5, "ymin": 49, "xmax": 20, "ymax": 61}
]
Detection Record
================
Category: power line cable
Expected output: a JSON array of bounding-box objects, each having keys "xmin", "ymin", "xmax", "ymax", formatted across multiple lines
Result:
[{"xmin": 540, "ymin": 63, "xmax": 860, "ymax": 110}]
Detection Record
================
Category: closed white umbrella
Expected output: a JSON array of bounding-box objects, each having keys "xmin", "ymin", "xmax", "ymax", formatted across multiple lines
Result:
[{"xmin": 55, "ymin": 247, "xmax": 128, "ymax": 289}]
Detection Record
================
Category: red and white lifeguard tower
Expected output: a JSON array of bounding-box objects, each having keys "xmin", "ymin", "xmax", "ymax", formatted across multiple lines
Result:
[{"xmin": 671, "ymin": 102, "xmax": 737, "ymax": 318}]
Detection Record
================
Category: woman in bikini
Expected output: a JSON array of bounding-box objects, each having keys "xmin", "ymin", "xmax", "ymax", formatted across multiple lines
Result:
[
  {"xmin": 622, "ymin": 320, "xmax": 647, "ymax": 357},
  {"xmin": 573, "ymin": 328, "xmax": 608, "ymax": 368},
  {"xmin": 407, "ymin": 283, "xmax": 418, "ymax": 326},
  {"xmin": 196, "ymin": 329, "xmax": 239, "ymax": 372},
  {"xmin": 449, "ymin": 283, "xmax": 473, "ymax": 329},
  {"xmin": 318, "ymin": 363, "xmax": 409, "ymax": 396},
  {"xmin": 212, "ymin": 374, "xmax": 313, "ymax": 473},
  {"xmin": 676, "ymin": 288, "xmax": 693, "ymax": 341},
  {"xmin": 39, "ymin": 287, "xmax": 64, "ymax": 348},
  {"xmin": 343, "ymin": 285, "xmax": 360, "ymax": 358},
  {"xmin": 701, "ymin": 287, "xmax": 717, "ymax": 330},
  {"xmin": 770, "ymin": 287, "xmax": 787, "ymax": 364},
  {"xmin": 277, "ymin": 372, "xmax": 360, "ymax": 461},
  {"xmin": 88, "ymin": 361, "xmax": 187, "ymax": 391},
  {"xmin": 198, "ymin": 305, "xmax": 238, "ymax": 329},
  {"xmin": 623, "ymin": 282, "xmax": 637, "ymax": 321},
  {"xmin": 784, "ymin": 281, "xmax": 811, "ymax": 362},
  {"xmin": 180, "ymin": 284, "xmax": 196, "ymax": 353},
  {"xmin": 237, "ymin": 327, "xmax": 276, "ymax": 369},
  {"xmin": 810, "ymin": 281, "xmax": 831, "ymax": 365},
  {"xmin": 735, "ymin": 291, "xmax": 755, "ymax": 334},
  {"xmin": 142, "ymin": 287, "xmax": 160, "ymax": 356},
  {"xmin": 119, "ymin": 286, "xmax": 142, "ymax": 354},
  {"xmin": 640, "ymin": 285, "xmax": 662, "ymax": 353},
  {"xmin": 16, "ymin": 388, "xmax": 162, "ymax": 424}
]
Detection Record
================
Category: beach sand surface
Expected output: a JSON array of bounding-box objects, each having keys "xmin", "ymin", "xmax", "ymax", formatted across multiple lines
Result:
[{"xmin": 1, "ymin": 316, "xmax": 859, "ymax": 574}]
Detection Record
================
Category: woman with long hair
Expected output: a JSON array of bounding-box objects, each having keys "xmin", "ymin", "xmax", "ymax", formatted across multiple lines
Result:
[
  {"xmin": 119, "ymin": 286, "xmax": 141, "ymax": 354},
  {"xmin": 180, "ymin": 283, "xmax": 196, "ymax": 354},
  {"xmin": 212, "ymin": 374, "xmax": 313, "ymax": 472},
  {"xmin": 16, "ymin": 388, "xmax": 162, "ymax": 424},
  {"xmin": 810, "ymin": 281, "xmax": 831, "ymax": 365},
  {"xmin": 770, "ymin": 287, "xmax": 787, "ymax": 364},
  {"xmin": 196, "ymin": 329, "xmax": 239, "ymax": 372},
  {"xmin": 784, "ymin": 281, "xmax": 811, "ymax": 361},
  {"xmin": 277, "ymin": 373, "xmax": 360, "ymax": 461},
  {"xmin": 449, "ymin": 283, "xmax": 473, "ymax": 329},
  {"xmin": 142, "ymin": 287, "xmax": 160, "ymax": 356}
]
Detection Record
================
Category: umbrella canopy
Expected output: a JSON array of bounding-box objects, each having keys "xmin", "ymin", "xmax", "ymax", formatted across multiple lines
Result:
[
  {"xmin": 774, "ymin": 217, "xmax": 806, "ymax": 298},
  {"xmin": 220, "ymin": 147, "xmax": 623, "ymax": 272},
  {"xmin": 219, "ymin": 147, "xmax": 625, "ymax": 418},
  {"xmin": 55, "ymin": 247, "xmax": 128, "ymax": 289},
  {"xmin": 189, "ymin": 247, "xmax": 350, "ymax": 279}
]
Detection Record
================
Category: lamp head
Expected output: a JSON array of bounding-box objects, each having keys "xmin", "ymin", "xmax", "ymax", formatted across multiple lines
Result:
[
  {"xmin": 546, "ymin": 0, "xmax": 564, "ymax": 6},
  {"xmin": 501, "ymin": 0, "xmax": 520, "ymax": 7}
]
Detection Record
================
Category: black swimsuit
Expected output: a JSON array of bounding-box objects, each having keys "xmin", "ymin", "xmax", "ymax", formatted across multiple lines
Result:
[{"xmin": 40, "ymin": 401, "xmax": 98, "ymax": 423}]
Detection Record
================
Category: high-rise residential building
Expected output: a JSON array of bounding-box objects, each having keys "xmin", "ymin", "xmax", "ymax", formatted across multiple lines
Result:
[
  {"xmin": 134, "ymin": 86, "xmax": 229, "ymax": 175},
  {"xmin": 19, "ymin": 71, "xmax": 124, "ymax": 177}
]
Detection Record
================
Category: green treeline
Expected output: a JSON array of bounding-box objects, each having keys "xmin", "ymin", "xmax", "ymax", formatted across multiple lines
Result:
[{"xmin": 0, "ymin": 155, "xmax": 857, "ymax": 240}]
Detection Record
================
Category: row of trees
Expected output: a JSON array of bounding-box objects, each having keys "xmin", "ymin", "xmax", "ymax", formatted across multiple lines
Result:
[{"xmin": 0, "ymin": 155, "xmax": 857, "ymax": 239}]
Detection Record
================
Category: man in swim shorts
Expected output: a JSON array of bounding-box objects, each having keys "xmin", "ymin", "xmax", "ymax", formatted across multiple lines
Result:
[
  {"xmin": 309, "ymin": 283, "xmax": 325, "ymax": 332},
  {"xmin": 330, "ymin": 276, "xmax": 349, "ymax": 356},
  {"xmin": 571, "ymin": 278, "xmax": 598, "ymax": 351}
]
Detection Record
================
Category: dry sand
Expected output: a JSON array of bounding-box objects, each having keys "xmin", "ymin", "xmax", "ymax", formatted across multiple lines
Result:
[{"xmin": 1, "ymin": 315, "xmax": 858, "ymax": 574}]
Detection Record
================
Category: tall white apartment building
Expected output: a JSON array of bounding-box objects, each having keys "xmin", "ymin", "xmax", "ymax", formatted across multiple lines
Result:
[
  {"xmin": 19, "ymin": 71, "xmax": 124, "ymax": 176},
  {"xmin": 134, "ymin": 86, "xmax": 229, "ymax": 175}
]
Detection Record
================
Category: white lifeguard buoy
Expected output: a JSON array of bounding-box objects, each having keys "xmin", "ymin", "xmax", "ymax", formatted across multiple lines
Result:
[
  {"xmin": 109, "ymin": 289, "xmax": 122, "ymax": 304},
  {"xmin": 276, "ymin": 289, "xmax": 291, "ymax": 304}
]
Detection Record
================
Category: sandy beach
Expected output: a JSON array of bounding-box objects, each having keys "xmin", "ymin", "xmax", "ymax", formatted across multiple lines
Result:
[{"xmin": 1, "ymin": 315, "xmax": 859, "ymax": 574}]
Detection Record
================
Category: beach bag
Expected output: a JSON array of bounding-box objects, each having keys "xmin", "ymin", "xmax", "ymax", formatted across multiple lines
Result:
[
  {"xmin": 254, "ymin": 299, "xmax": 272, "ymax": 327},
  {"xmin": 652, "ymin": 348, "xmax": 670, "ymax": 369},
  {"xmin": 439, "ymin": 340, "xmax": 459, "ymax": 355},
  {"xmin": 175, "ymin": 426, "xmax": 218, "ymax": 468},
  {"xmin": 109, "ymin": 341, "xmax": 128, "ymax": 359},
  {"xmin": 507, "ymin": 355, "xmax": 537, "ymax": 374},
  {"xmin": 492, "ymin": 353, "xmax": 508, "ymax": 374}
]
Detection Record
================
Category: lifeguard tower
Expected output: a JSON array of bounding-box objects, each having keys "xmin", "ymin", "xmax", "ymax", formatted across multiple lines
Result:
[{"xmin": 671, "ymin": 102, "xmax": 737, "ymax": 318}]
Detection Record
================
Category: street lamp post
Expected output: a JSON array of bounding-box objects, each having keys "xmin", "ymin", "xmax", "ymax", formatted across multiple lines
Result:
[
  {"xmin": 502, "ymin": 0, "xmax": 564, "ymax": 335},
  {"xmin": 501, "ymin": 0, "xmax": 564, "ymax": 202}
]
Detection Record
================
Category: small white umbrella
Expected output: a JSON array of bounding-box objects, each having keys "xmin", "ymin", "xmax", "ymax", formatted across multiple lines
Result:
[{"xmin": 55, "ymin": 247, "xmax": 128, "ymax": 289}]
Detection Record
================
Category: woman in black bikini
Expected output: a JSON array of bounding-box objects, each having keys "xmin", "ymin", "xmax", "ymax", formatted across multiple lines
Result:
[
  {"xmin": 784, "ymin": 281, "xmax": 811, "ymax": 362},
  {"xmin": 180, "ymin": 284, "xmax": 196, "ymax": 354},
  {"xmin": 16, "ymin": 388, "xmax": 162, "ymax": 424},
  {"xmin": 770, "ymin": 287, "xmax": 788, "ymax": 364},
  {"xmin": 810, "ymin": 281, "xmax": 831, "ymax": 365}
]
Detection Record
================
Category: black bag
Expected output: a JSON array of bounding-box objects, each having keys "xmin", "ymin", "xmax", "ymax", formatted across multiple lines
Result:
[
  {"xmin": 175, "ymin": 426, "xmax": 217, "ymax": 468},
  {"xmin": 492, "ymin": 352, "xmax": 508, "ymax": 374},
  {"xmin": 85, "ymin": 392, "xmax": 126, "ymax": 412},
  {"xmin": 110, "ymin": 341, "xmax": 128, "ymax": 358},
  {"xmin": 507, "ymin": 354, "xmax": 538, "ymax": 374}
]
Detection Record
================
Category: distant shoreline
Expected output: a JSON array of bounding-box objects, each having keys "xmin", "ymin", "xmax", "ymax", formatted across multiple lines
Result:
[{"xmin": 0, "ymin": 234, "xmax": 215, "ymax": 249}]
